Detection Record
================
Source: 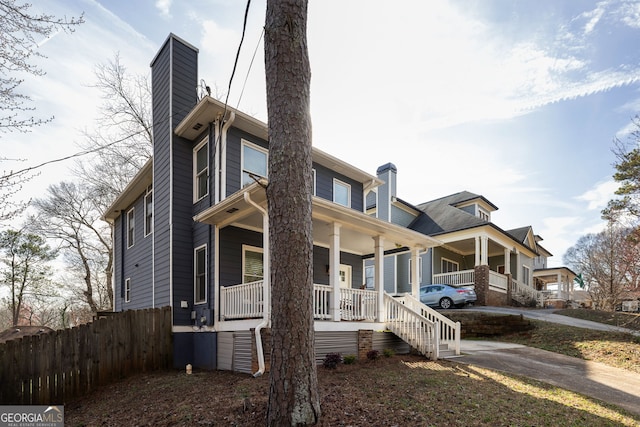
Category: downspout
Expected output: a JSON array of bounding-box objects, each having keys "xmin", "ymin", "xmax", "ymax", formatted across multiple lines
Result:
[
  {"xmin": 244, "ymin": 191, "xmax": 269, "ymax": 378},
  {"xmin": 219, "ymin": 112, "xmax": 235, "ymax": 201}
]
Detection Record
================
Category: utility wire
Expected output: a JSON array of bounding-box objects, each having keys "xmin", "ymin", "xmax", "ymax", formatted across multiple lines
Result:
[{"xmin": 236, "ymin": 27, "xmax": 264, "ymax": 110}]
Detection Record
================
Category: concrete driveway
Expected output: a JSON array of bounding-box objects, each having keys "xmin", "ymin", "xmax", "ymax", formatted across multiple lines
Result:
[{"xmin": 450, "ymin": 307, "xmax": 640, "ymax": 417}]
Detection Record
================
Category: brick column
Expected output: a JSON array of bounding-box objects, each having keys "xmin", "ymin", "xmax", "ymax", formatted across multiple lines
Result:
[
  {"xmin": 474, "ymin": 265, "xmax": 490, "ymax": 306},
  {"xmin": 358, "ymin": 330, "xmax": 373, "ymax": 360}
]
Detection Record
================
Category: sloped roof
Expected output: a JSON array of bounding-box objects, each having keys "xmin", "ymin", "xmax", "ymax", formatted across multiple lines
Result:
[
  {"xmin": 410, "ymin": 191, "xmax": 489, "ymax": 235},
  {"xmin": 506, "ymin": 226, "xmax": 531, "ymax": 244}
]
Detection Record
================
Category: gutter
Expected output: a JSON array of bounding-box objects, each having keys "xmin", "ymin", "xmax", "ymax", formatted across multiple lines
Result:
[{"xmin": 244, "ymin": 191, "xmax": 270, "ymax": 377}]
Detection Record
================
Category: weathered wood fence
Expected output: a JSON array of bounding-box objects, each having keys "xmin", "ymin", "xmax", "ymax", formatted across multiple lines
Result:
[{"xmin": 0, "ymin": 307, "xmax": 172, "ymax": 405}]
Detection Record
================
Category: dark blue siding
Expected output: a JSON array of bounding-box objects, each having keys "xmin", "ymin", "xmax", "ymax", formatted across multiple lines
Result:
[
  {"xmin": 219, "ymin": 226, "xmax": 263, "ymax": 286},
  {"xmin": 312, "ymin": 246, "xmax": 362, "ymax": 287},
  {"xmin": 313, "ymin": 163, "xmax": 364, "ymax": 211},
  {"xmin": 225, "ymin": 127, "xmax": 269, "ymax": 197}
]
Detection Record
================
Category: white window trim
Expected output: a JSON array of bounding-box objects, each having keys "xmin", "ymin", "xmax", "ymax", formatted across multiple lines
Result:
[
  {"xmin": 478, "ymin": 207, "xmax": 490, "ymax": 221},
  {"xmin": 522, "ymin": 265, "xmax": 531, "ymax": 286},
  {"xmin": 242, "ymin": 244, "xmax": 264, "ymax": 283},
  {"xmin": 125, "ymin": 278, "xmax": 131, "ymax": 303},
  {"xmin": 241, "ymin": 139, "xmax": 268, "ymax": 188},
  {"xmin": 126, "ymin": 207, "xmax": 135, "ymax": 248},
  {"xmin": 144, "ymin": 186, "xmax": 153, "ymax": 237},
  {"xmin": 312, "ymin": 168, "xmax": 316, "ymax": 196},
  {"xmin": 441, "ymin": 257, "xmax": 459, "ymax": 273},
  {"xmin": 409, "ymin": 257, "xmax": 423, "ymax": 284},
  {"xmin": 193, "ymin": 138, "xmax": 209, "ymax": 202},
  {"xmin": 194, "ymin": 245, "xmax": 207, "ymax": 305},
  {"xmin": 333, "ymin": 178, "xmax": 351, "ymax": 207}
]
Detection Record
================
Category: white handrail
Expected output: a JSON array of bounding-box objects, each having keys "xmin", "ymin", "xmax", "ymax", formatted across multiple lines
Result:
[
  {"xmin": 396, "ymin": 293, "xmax": 461, "ymax": 355},
  {"xmin": 313, "ymin": 284, "xmax": 332, "ymax": 319},
  {"xmin": 220, "ymin": 280, "xmax": 264, "ymax": 320},
  {"xmin": 384, "ymin": 292, "xmax": 438, "ymax": 360},
  {"xmin": 489, "ymin": 270, "xmax": 508, "ymax": 290},
  {"xmin": 433, "ymin": 269, "xmax": 475, "ymax": 286},
  {"xmin": 510, "ymin": 279, "xmax": 544, "ymax": 306}
]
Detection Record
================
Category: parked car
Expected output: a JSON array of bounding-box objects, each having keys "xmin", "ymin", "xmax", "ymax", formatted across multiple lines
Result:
[{"xmin": 420, "ymin": 284, "xmax": 477, "ymax": 309}]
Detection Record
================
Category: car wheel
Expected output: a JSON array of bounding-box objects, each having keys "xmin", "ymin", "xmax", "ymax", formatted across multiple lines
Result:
[{"xmin": 439, "ymin": 297, "xmax": 453, "ymax": 309}]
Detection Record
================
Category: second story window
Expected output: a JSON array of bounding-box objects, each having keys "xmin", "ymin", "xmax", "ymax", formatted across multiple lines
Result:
[
  {"xmin": 478, "ymin": 207, "xmax": 490, "ymax": 221},
  {"xmin": 194, "ymin": 139, "xmax": 208, "ymax": 202},
  {"xmin": 333, "ymin": 179, "xmax": 351, "ymax": 207},
  {"xmin": 127, "ymin": 207, "xmax": 135, "ymax": 248},
  {"xmin": 144, "ymin": 185, "xmax": 153, "ymax": 236},
  {"xmin": 242, "ymin": 140, "xmax": 268, "ymax": 187}
]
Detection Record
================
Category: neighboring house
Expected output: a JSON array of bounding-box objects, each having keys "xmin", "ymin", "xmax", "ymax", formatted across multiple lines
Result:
[
  {"xmin": 104, "ymin": 35, "xmax": 449, "ymax": 372},
  {"xmin": 366, "ymin": 166, "xmax": 575, "ymax": 308}
]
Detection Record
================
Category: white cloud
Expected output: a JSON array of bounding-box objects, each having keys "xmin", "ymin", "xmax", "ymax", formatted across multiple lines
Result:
[
  {"xmin": 155, "ymin": 0, "xmax": 172, "ymax": 18},
  {"xmin": 579, "ymin": 3, "xmax": 606, "ymax": 34},
  {"xmin": 619, "ymin": 2, "xmax": 640, "ymax": 29},
  {"xmin": 576, "ymin": 180, "xmax": 618, "ymax": 210}
]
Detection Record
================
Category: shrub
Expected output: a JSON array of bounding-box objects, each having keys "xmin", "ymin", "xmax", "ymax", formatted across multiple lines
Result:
[
  {"xmin": 323, "ymin": 352, "xmax": 342, "ymax": 369},
  {"xmin": 366, "ymin": 349, "xmax": 379, "ymax": 360},
  {"xmin": 383, "ymin": 348, "xmax": 395, "ymax": 358},
  {"xmin": 343, "ymin": 354, "xmax": 357, "ymax": 365}
]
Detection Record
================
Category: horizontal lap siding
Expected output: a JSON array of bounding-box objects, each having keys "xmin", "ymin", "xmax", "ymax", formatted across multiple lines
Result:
[
  {"xmin": 152, "ymin": 40, "xmax": 171, "ymax": 307},
  {"xmin": 121, "ymin": 193, "xmax": 154, "ymax": 310},
  {"xmin": 170, "ymin": 39, "xmax": 198, "ymax": 326},
  {"xmin": 219, "ymin": 226, "xmax": 263, "ymax": 286},
  {"xmin": 314, "ymin": 331, "xmax": 358, "ymax": 364},
  {"xmin": 373, "ymin": 331, "xmax": 410, "ymax": 354},
  {"xmin": 225, "ymin": 128, "xmax": 268, "ymax": 198},
  {"xmin": 314, "ymin": 164, "xmax": 364, "ymax": 211},
  {"xmin": 312, "ymin": 247, "xmax": 363, "ymax": 287}
]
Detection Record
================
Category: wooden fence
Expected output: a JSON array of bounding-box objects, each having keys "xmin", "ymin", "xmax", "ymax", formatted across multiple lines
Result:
[{"xmin": 0, "ymin": 307, "xmax": 172, "ymax": 405}]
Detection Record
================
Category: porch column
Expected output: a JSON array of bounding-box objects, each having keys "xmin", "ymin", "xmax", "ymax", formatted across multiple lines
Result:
[
  {"xmin": 504, "ymin": 248, "xmax": 511, "ymax": 275},
  {"xmin": 374, "ymin": 235, "xmax": 385, "ymax": 322},
  {"xmin": 330, "ymin": 223, "xmax": 342, "ymax": 322},
  {"xmin": 480, "ymin": 235, "xmax": 489, "ymax": 265},
  {"xmin": 557, "ymin": 272, "xmax": 562, "ymax": 299},
  {"xmin": 410, "ymin": 247, "xmax": 420, "ymax": 298},
  {"xmin": 475, "ymin": 237, "xmax": 481, "ymax": 266}
]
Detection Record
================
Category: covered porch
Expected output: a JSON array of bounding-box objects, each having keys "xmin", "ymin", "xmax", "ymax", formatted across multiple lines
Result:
[
  {"xmin": 193, "ymin": 182, "xmax": 442, "ymax": 329},
  {"xmin": 534, "ymin": 267, "xmax": 577, "ymax": 308},
  {"xmin": 430, "ymin": 229, "xmax": 544, "ymax": 306}
]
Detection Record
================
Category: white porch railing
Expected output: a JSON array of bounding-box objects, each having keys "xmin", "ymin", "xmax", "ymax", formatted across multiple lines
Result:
[
  {"xmin": 313, "ymin": 284, "xmax": 332, "ymax": 320},
  {"xmin": 220, "ymin": 280, "xmax": 264, "ymax": 320},
  {"xmin": 511, "ymin": 279, "xmax": 544, "ymax": 306},
  {"xmin": 384, "ymin": 293, "xmax": 438, "ymax": 360},
  {"xmin": 433, "ymin": 269, "xmax": 475, "ymax": 286},
  {"xmin": 395, "ymin": 293, "xmax": 460, "ymax": 355},
  {"xmin": 489, "ymin": 270, "xmax": 508, "ymax": 291},
  {"xmin": 339, "ymin": 288, "xmax": 378, "ymax": 321}
]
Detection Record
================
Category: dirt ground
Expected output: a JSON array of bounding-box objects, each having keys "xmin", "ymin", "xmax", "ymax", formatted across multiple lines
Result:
[{"xmin": 64, "ymin": 353, "xmax": 639, "ymax": 427}]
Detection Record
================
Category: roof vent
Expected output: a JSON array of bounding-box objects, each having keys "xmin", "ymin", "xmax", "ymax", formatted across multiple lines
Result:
[{"xmin": 192, "ymin": 123, "xmax": 204, "ymax": 131}]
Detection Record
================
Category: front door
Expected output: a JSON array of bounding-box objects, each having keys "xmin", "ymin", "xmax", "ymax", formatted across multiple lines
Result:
[{"xmin": 339, "ymin": 264, "xmax": 352, "ymax": 289}]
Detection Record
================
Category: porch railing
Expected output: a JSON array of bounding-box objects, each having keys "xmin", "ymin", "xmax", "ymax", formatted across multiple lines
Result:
[
  {"xmin": 339, "ymin": 288, "xmax": 377, "ymax": 321},
  {"xmin": 384, "ymin": 293, "xmax": 438, "ymax": 360},
  {"xmin": 313, "ymin": 284, "xmax": 332, "ymax": 320},
  {"xmin": 489, "ymin": 270, "xmax": 508, "ymax": 291},
  {"xmin": 220, "ymin": 280, "xmax": 264, "ymax": 320},
  {"xmin": 395, "ymin": 293, "xmax": 460, "ymax": 355},
  {"xmin": 510, "ymin": 279, "xmax": 544, "ymax": 306},
  {"xmin": 433, "ymin": 269, "xmax": 474, "ymax": 286}
]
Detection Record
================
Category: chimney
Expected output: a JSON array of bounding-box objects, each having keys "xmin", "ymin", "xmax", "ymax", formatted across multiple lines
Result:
[{"xmin": 376, "ymin": 163, "xmax": 397, "ymax": 222}]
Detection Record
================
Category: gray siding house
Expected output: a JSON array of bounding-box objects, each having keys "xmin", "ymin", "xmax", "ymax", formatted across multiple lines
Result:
[{"xmin": 104, "ymin": 34, "xmax": 447, "ymax": 371}]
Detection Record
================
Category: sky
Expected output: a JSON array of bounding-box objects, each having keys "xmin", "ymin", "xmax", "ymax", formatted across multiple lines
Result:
[{"xmin": 4, "ymin": 0, "xmax": 640, "ymax": 268}]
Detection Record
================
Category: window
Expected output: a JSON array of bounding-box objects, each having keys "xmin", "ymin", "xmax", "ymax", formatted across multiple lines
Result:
[
  {"xmin": 243, "ymin": 245, "xmax": 264, "ymax": 283},
  {"xmin": 195, "ymin": 246, "xmax": 207, "ymax": 304},
  {"xmin": 194, "ymin": 139, "xmax": 208, "ymax": 201},
  {"xmin": 144, "ymin": 185, "xmax": 153, "ymax": 236},
  {"xmin": 242, "ymin": 140, "xmax": 268, "ymax": 187},
  {"xmin": 478, "ymin": 208, "xmax": 490, "ymax": 221},
  {"xmin": 441, "ymin": 258, "xmax": 459, "ymax": 273},
  {"xmin": 365, "ymin": 265, "xmax": 374, "ymax": 289},
  {"xmin": 333, "ymin": 179, "xmax": 351, "ymax": 207},
  {"xmin": 312, "ymin": 168, "xmax": 316, "ymax": 196},
  {"xmin": 409, "ymin": 257, "xmax": 423, "ymax": 284},
  {"xmin": 125, "ymin": 278, "xmax": 131, "ymax": 303},
  {"xmin": 522, "ymin": 265, "xmax": 530, "ymax": 286},
  {"xmin": 127, "ymin": 208, "xmax": 135, "ymax": 248}
]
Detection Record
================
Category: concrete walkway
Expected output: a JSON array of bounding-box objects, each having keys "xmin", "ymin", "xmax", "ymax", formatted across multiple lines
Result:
[{"xmin": 448, "ymin": 308, "xmax": 640, "ymax": 417}]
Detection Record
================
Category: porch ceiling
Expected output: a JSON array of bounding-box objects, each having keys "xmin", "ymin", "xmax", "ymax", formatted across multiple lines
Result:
[
  {"xmin": 440, "ymin": 237, "xmax": 511, "ymax": 257},
  {"xmin": 193, "ymin": 183, "xmax": 442, "ymax": 255}
]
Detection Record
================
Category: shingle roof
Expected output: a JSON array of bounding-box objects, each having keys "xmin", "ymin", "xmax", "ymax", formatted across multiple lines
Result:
[
  {"xmin": 506, "ymin": 226, "xmax": 532, "ymax": 244},
  {"xmin": 410, "ymin": 191, "xmax": 489, "ymax": 235}
]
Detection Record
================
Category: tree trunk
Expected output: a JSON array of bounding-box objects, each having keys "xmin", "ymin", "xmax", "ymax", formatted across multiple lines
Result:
[{"xmin": 264, "ymin": 0, "xmax": 320, "ymax": 425}]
